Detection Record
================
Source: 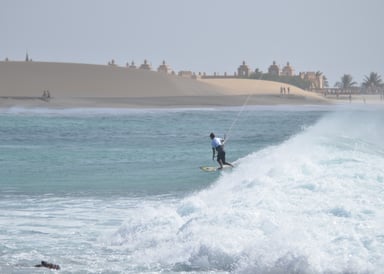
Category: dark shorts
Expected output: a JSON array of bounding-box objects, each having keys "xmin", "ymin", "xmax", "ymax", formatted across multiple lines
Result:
[{"xmin": 216, "ymin": 146, "xmax": 226, "ymax": 162}]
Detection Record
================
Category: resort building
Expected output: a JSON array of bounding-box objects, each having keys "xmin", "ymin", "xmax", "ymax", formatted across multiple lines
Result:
[
  {"xmin": 237, "ymin": 61, "xmax": 250, "ymax": 77},
  {"xmin": 126, "ymin": 61, "xmax": 137, "ymax": 68},
  {"xmin": 139, "ymin": 60, "xmax": 151, "ymax": 70},
  {"xmin": 268, "ymin": 61, "xmax": 280, "ymax": 76},
  {"xmin": 299, "ymin": 72, "xmax": 324, "ymax": 89},
  {"xmin": 178, "ymin": 71, "xmax": 194, "ymax": 78},
  {"xmin": 157, "ymin": 60, "xmax": 171, "ymax": 74},
  {"xmin": 281, "ymin": 62, "xmax": 295, "ymax": 76},
  {"xmin": 108, "ymin": 59, "xmax": 116, "ymax": 66}
]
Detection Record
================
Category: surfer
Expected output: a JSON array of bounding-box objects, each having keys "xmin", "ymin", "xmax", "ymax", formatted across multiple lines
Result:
[{"xmin": 209, "ymin": 132, "xmax": 234, "ymax": 170}]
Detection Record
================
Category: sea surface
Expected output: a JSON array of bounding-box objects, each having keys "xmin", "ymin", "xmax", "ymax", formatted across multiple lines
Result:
[{"xmin": 0, "ymin": 105, "xmax": 383, "ymax": 273}]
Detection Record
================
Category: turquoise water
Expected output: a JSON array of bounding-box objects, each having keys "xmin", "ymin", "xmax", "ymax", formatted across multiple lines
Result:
[
  {"xmin": 0, "ymin": 106, "xmax": 321, "ymax": 197},
  {"xmin": 1, "ymin": 105, "xmax": 384, "ymax": 273}
]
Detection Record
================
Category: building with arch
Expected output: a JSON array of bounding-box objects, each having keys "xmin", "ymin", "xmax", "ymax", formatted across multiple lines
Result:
[
  {"xmin": 157, "ymin": 60, "xmax": 171, "ymax": 74},
  {"xmin": 281, "ymin": 62, "xmax": 294, "ymax": 76},
  {"xmin": 237, "ymin": 61, "xmax": 250, "ymax": 77},
  {"xmin": 268, "ymin": 61, "xmax": 280, "ymax": 76},
  {"xmin": 139, "ymin": 60, "xmax": 151, "ymax": 70}
]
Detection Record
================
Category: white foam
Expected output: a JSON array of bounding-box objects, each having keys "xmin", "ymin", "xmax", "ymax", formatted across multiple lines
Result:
[
  {"xmin": 2, "ymin": 109, "xmax": 383, "ymax": 273},
  {"xmin": 109, "ymin": 110, "xmax": 384, "ymax": 273}
]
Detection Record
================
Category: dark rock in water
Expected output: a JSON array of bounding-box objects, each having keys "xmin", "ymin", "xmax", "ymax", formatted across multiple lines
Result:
[{"xmin": 35, "ymin": 260, "xmax": 60, "ymax": 270}]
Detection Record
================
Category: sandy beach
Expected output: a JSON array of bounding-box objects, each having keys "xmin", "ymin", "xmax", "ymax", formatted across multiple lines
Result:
[{"xmin": 0, "ymin": 60, "xmax": 376, "ymax": 108}]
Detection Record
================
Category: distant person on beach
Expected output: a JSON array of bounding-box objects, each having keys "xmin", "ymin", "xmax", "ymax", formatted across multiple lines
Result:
[
  {"xmin": 210, "ymin": 132, "xmax": 234, "ymax": 169},
  {"xmin": 41, "ymin": 90, "xmax": 51, "ymax": 101}
]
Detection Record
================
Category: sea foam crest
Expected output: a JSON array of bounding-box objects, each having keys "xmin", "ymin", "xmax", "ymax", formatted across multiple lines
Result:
[{"xmin": 111, "ymin": 110, "xmax": 384, "ymax": 273}]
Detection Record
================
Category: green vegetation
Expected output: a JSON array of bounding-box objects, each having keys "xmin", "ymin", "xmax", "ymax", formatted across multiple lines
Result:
[
  {"xmin": 362, "ymin": 72, "xmax": 383, "ymax": 93},
  {"xmin": 238, "ymin": 67, "xmax": 382, "ymax": 93},
  {"xmin": 333, "ymin": 72, "xmax": 383, "ymax": 94},
  {"xmin": 249, "ymin": 70, "xmax": 312, "ymax": 90},
  {"xmin": 334, "ymin": 74, "xmax": 357, "ymax": 89}
]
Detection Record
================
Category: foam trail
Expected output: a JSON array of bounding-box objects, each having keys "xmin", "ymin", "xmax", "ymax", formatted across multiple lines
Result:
[{"xmin": 111, "ymin": 110, "xmax": 384, "ymax": 273}]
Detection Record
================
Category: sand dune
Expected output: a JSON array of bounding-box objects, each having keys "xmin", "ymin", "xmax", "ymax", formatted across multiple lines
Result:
[{"xmin": 0, "ymin": 61, "xmax": 330, "ymax": 108}]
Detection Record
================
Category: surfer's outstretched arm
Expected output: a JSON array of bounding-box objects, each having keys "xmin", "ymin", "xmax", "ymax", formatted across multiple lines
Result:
[{"xmin": 222, "ymin": 134, "xmax": 227, "ymax": 144}]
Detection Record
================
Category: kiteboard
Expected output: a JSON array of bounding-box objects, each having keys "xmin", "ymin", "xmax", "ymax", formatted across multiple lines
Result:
[{"xmin": 199, "ymin": 165, "xmax": 232, "ymax": 172}]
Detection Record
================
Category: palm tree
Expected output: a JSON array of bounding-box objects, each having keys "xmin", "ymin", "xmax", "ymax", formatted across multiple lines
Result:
[
  {"xmin": 323, "ymin": 75, "xmax": 329, "ymax": 88},
  {"xmin": 313, "ymin": 71, "xmax": 324, "ymax": 89},
  {"xmin": 362, "ymin": 72, "xmax": 383, "ymax": 93},
  {"xmin": 315, "ymin": 71, "xmax": 329, "ymax": 88},
  {"xmin": 334, "ymin": 74, "xmax": 357, "ymax": 90}
]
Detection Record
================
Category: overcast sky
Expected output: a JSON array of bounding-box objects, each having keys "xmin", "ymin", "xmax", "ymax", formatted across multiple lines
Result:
[{"xmin": 1, "ymin": 0, "xmax": 383, "ymax": 85}]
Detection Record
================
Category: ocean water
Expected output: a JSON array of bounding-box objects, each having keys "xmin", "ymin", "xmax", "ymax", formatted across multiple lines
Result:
[{"xmin": 0, "ymin": 105, "xmax": 383, "ymax": 273}]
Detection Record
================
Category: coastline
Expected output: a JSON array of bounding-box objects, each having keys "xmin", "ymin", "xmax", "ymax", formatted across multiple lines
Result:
[
  {"xmin": 0, "ymin": 94, "xmax": 331, "ymax": 109},
  {"xmin": 1, "ymin": 61, "xmax": 381, "ymax": 109}
]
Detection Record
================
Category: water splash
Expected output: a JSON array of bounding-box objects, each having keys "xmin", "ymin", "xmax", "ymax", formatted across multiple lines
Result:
[{"xmin": 111, "ymin": 110, "xmax": 384, "ymax": 273}]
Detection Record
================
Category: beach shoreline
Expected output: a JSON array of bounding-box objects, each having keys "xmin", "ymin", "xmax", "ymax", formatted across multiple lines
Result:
[
  {"xmin": 0, "ymin": 61, "xmax": 382, "ymax": 109},
  {"xmin": 0, "ymin": 94, "xmax": 332, "ymax": 109}
]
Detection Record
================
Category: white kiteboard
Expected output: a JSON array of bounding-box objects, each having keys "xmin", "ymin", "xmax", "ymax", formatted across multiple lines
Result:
[{"xmin": 199, "ymin": 165, "xmax": 232, "ymax": 172}]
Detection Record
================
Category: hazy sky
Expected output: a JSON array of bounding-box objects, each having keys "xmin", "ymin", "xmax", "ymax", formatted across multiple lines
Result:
[{"xmin": 1, "ymin": 0, "xmax": 383, "ymax": 85}]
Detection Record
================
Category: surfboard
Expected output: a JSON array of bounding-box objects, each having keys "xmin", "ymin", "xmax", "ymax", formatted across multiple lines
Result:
[
  {"xmin": 200, "ymin": 166, "xmax": 218, "ymax": 172},
  {"xmin": 199, "ymin": 165, "xmax": 232, "ymax": 172}
]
